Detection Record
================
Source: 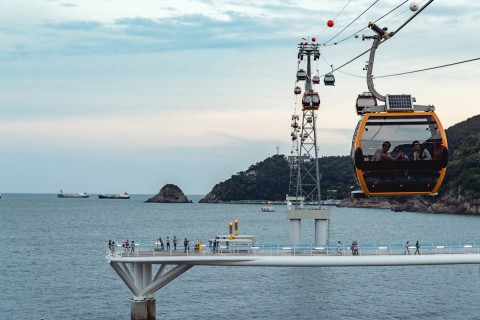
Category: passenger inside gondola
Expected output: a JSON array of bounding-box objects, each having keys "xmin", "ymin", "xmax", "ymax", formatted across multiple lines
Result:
[
  {"xmin": 407, "ymin": 140, "xmax": 435, "ymax": 181},
  {"xmin": 393, "ymin": 147, "xmax": 409, "ymax": 161},
  {"xmin": 372, "ymin": 141, "xmax": 393, "ymax": 161},
  {"xmin": 392, "ymin": 147, "xmax": 409, "ymax": 179},
  {"xmin": 367, "ymin": 141, "xmax": 394, "ymax": 181},
  {"xmin": 411, "ymin": 140, "xmax": 432, "ymax": 160}
]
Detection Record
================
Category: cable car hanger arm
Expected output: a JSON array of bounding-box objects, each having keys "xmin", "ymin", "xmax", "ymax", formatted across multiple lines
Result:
[{"xmin": 362, "ymin": 0, "xmax": 435, "ymax": 103}]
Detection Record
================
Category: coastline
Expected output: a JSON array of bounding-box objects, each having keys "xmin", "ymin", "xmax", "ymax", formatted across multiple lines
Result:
[{"xmin": 339, "ymin": 195, "xmax": 480, "ymax": 215}]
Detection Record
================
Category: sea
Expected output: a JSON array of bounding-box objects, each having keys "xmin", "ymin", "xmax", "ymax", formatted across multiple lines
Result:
[{"xmin": 1, "ymin": 193, "xmax": 480, "ymax": 320}]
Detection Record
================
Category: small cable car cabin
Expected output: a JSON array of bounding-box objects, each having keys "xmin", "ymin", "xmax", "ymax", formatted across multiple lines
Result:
[
  {"xmin": 356, "ymin": 92, "xmax": 377, "ymax": 115},
  {"xmin": 351, "ymin": 95, "xmax": 448, "ymax": 197},
  {"xmin": 324, "ymin": 73, "xmax": 335, "ymax": 86},
  {"xmin": 294, "ymin": 86, "xmax": 302, "ymax": 95},
  {"xmin": 302, "ymin": 91, "xmax": 320, "ymax": 110},
  {"xmin": 312, "ymin": 75, "xmax": 320, "ymax": 84},
  {"xmin": 296, "ymin": 69, "xmax": 307, "ymax": 81}
]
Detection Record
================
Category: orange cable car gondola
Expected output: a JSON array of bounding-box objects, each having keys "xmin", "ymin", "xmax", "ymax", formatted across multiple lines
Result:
[
  {"xmin": 351, "ymin": 95, "xmax": 448, "ymax": 197},
  {"xmin": 351, "ymin": 21, "xmax": 449, "ymax": 197}
]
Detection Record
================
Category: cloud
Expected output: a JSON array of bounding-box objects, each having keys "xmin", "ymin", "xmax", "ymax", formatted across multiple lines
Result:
[
  {"xmin": 45, "ymin": 20, "xmax": 102, "ymax": 31},
  {"xmin": 0, "ymin": 0, "xmax": 479, "ymax": 193}
]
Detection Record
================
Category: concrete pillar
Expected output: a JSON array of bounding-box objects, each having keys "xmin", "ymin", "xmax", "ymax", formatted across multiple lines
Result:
[
  {"xmin": 134, "ymin": 263, "xmax": 144, "ymax": 300},
  {"xmin": 315, "ymin": 219, "xmax": 329, "ymax": 245},
  {"xmin": 290, "ymin": 219, "xmax": 301, "ymax": 244},
  {"xmin": 131, "ymin": 298, "xmax": 156, "ymax": 320},
  {"xmin": 143, "ymin": 264, "xmax": 153, "ymax": 299}
]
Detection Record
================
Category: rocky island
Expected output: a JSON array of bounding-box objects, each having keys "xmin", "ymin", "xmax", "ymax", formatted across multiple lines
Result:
[{"xmin": 145, "ymin": 184, "xmax": 191, "ymax": 203}]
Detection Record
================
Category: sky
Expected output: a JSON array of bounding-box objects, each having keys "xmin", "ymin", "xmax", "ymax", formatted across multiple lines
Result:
[{"xmin": 0, "ymin": 0, "xmax": 479, "ymax": 195}]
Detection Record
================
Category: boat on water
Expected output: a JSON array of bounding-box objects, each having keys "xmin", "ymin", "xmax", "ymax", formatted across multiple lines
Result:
[
  {"xmin": 98, "ymin": 192, "xmax": 130, "ymax": 200},
  {"xmin": 261, "ymin": 201, "xmax": 276, "ymax": 212},
  {"xmin": 57, "ymin": 190, "xmax": 89, "ymax": 198}
]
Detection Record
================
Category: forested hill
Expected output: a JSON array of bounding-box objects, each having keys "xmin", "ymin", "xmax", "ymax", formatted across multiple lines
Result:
[
  {"xmin": 199, "ymin": 154, "xmax": 355, "ymax": 203},
  {"xmin": 199, "ymin": 155, "xmax": 289, "ymax": 203},
  {"xmin": 439, "ymin": 114, "xmax": 480, "ymax": 198},
  {"xmin": 200, "ymin": 114, "xmax": 480, "ymax": 212}
]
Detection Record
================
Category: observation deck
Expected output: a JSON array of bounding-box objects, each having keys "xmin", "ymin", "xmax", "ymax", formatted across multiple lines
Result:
[
  {"xmin": 107, "ymin": 241, "xmax": 480, "ymax": 267},
  {"xmin": 107, "ymin": 241, "xmax": 480, "ymax": 319}
]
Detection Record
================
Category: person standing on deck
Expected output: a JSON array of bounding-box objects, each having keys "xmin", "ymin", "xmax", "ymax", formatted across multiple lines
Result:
[
  {"xmin": 414, "ymin": 240, "xmax": 420, "ymax": 255},
  {"xmin": 166, "ymin": 237, "xmax": 170, "ymax": 250},
  {"xmin": 336, "ymin": 241, "xmax": 343, "ymax": 255},
  {"xmin": 159, "ymin": 237, "xmax": 164, "ymax": 251},
  {"xmin": 404, "ymin": 241, "xmax": 411, "ymax": 254},
  {"xmin": 173, "ymin": 236, "xmax": 178, "ymax": 250}
]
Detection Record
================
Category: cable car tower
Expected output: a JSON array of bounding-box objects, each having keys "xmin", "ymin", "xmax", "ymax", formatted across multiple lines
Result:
[
  {"xmin": 288, "ymin": 112, "xmax": 300, "ymax": 197},
  {"xmin": 287, "ymin": 38, "xmax": 329, "ymax": 246}
]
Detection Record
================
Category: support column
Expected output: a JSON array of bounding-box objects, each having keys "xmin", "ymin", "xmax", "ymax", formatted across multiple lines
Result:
[
  {"xmin": 315, "ymin": 219, "xmax": 329, "ymax": 245},
  {"xmin": 131, "ymin": 262, "xmax": 155, "ymax": 319},
  {"xmin": 109, "ymin": 259, "xmax": 194, "ymax": 320},
  {"xmin": 290, "ymin": 219, "xmax": 301, "ymax": 244},
  {"xmin": 134, "ymin": 262, "xmax": 144, "ymax": 300},
  {"xmin": 288, "ymin": 208, "xmax": 330, "ymax": 245},
  {"xmin": 143, "ymin": 264, "xmax": 153, "ymax": 299},
  {"xmin": 131, "ymin": 298, "xmax": 156, "ymax": 320}
]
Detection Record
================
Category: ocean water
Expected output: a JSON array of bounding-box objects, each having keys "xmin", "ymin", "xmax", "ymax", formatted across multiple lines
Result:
[{"xmin": 1, "ymin": 193, "xmax": 480, "ymax": 320}]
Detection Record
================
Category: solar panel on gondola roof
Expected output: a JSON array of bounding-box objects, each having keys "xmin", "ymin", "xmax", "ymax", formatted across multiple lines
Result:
[{"xmin": 386, "ymin": 94, "xmax": 413, "ymax": 110}]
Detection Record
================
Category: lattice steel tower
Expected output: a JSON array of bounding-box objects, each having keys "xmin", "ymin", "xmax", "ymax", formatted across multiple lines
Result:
[
  {"xmin": 295, "ymin": 40, "xmax": 321, "ymax": 205},
  {"xmin": 287, "ymin": 38, "xmax": 329, "ymax": 246},
  {"xmin": 288, "ymin": 113, "xmax": 300, "ymax": 197}
]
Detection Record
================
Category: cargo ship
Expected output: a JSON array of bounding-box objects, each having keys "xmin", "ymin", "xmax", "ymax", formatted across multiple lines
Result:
[
  {"xmin": 57, "ymin": 190, "xmax": 90, "ymax": 198},
  {"xmin": 98, "ymin": 192, "xmax": 130, "ymax": 199}
]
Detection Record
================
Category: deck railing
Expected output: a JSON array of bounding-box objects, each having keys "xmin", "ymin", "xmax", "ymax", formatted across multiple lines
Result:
[{"xmin": 107, "ymin": 241, "xmax": 480, "ymax": 257}]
